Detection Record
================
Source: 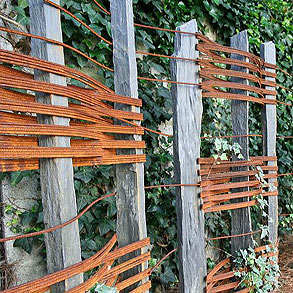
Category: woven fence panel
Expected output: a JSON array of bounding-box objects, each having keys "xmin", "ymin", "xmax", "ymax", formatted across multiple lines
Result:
[
  {"xmin": 0, "ymin": 49, "xmax": 145, "ymax": 172},
  {"xmin": 2, "ymin": 235, "xmax": 150, "ymax": 293}
]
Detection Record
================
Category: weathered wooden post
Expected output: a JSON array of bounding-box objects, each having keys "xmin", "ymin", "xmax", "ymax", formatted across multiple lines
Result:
[
  {"xmin": 110, "ymin": 0, "xmax": 148, "ymax": 283},
  {"xmin": 29, "ymin": 0, "xmax": 82, "ymax": 291},
  {"xmin": 260, "ymin": 42, "xmax": 278, "ymax": 244},
  {"xmin": 230, "ymin": 30, "xmax": 253, "ymax": 256},
  {"xmin": 171, "ymin": 19, "xmax": 206, "ymax": 292}
]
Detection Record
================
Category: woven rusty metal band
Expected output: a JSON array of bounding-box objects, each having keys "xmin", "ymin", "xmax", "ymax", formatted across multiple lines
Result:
[
  {"xmin": 199, "ymin": 156, "xmax": 278, "ymax": 212},
  {"xmin": 0, "ymin": 50, "xmax": 146, "ymax": 169},
  {"xmin": 0, "ymin": 19, "xmax": 283, "ymax": 107},
  {"xmin": 3, "ymin": 235, "xmax": 151, "ymax": 293},
  {"xmin": 197, "ymin": 37, "xmax": 278, "ymax": 105},
  {"xmin": 0, "ymin": 192, "xmax": 151, "ymax": 292}
]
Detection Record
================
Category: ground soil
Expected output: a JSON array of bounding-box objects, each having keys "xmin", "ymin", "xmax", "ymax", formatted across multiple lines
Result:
[{"xmin": 277, "ymin": 235, "xmax": 293, "ymax": 292}]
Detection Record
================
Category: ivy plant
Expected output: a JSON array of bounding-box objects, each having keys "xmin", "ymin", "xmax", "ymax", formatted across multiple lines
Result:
[
  {"xmin": 92, "ymin": 283, "xmax": 117, "ymax": 293},
  {"xmin": 234, "ymin": 245, "xmax": 280, "ymax": 292},
  {"xmin": 4, "ymin": 0, "xmax": 292, "ymax": 289}
]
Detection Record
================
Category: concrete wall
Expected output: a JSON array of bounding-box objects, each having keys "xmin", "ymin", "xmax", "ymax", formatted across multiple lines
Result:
[{"xmin": 1, "ymin": 177, "xmax": 48, "ymax": 288}]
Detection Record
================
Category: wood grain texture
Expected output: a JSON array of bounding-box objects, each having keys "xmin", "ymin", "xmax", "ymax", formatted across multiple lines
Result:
[
  {"xmin": 230, "ymin": 30, "xmax": 253, "ymax": 256},
  {"xmin": 171, "ymin": 19, "xmax": 206, "ymax": 293},
  {"xmin": 260, "ymin": 42, "xmax": 278, "ymax": 244},
  {"xmin": 29, "ymin": 0, "xmax": 82, "ymax": 291},
  {"xmin": 110, "ymin": 0, "xmax": 148, "ymax": 288}
]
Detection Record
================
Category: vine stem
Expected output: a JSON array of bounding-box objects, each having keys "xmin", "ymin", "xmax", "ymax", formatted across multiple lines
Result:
[{"xmin": 0, "ymin": 12, "xmax": 24, "ymax": 30}]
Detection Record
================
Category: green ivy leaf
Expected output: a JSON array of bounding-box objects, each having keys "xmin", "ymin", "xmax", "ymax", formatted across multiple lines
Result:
[
  {"xmin": 74, "ymin": 169, "xmax": 95, "ymax": 183},
  {"xmin": 13, "ymin": 237, "xmax": 34, "ymax": 254},
  {"xmin": 160, "ymin": 265, "xmax": 177, "ymax": 284},
  {"xmin": 10, "ymin": 171, "xmax": 24, "ymax": 186},
  {"xmin": 0, "ymin": 172, "xmax": 6, "ymax": 181},
  {"xmin": 18, "ymin": 0, "xmax": 28, "ymax": 8},
  {"xmin": 94, "ymin": 283, "xmax": 117, "ymax": 293}
]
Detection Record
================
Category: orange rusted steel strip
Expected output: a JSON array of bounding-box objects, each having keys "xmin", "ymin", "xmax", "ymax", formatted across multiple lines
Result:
[
  {"xmin": 209, "ymin": 269, "xmax": 244, "ymax": 283},
  {"xmin": 103, "ymin": 238, "xmax": 150, "ymax": 263},
  {"xmin": 204, "ymin": 200, "xmax": 257, "ymax": 213},
  {"xmin": 202, "ymin": 92, "xmax": 273, "ymax": 105},
  {"xmin": 0, "ymin": 50, "xmax": 112, "ymax": 92},
  {"xmin": 201, "ymin": 189, "xmax": 231, "ymax": 198},
  {"xmin": 199, "ymin": 166, "xmax": 231, "ymax": 176},
  {"xmin": 207, "ymin": 230, "xmax": 261, "ymax": 242},
  {"xmin": 199, "ymin": 160, "xmax": 266, "ymax": 172},
  {"xmin": 0, "ymin": 74, "xmax": 141, "ymax": 108},
  {"xmin": 200, "ymin": 177, "xmax": 232, "ymax": 187},
  {"xmin": 68, "ymin": 266, "xmax": 110, "ymax": 293},
  {"xmin": 133, "ymin": 20, "xmax": 288, "ymax": 75},
  {"xmin": 0, "ymin": 146, "xmax": 103, "ymax": 159},
  {"xmin": 0, "ymin": 154, "xmax": 146, "ymax": 172},
  {"xmin": 129, "ymin": 281, "xmax": 152, "ymax": 293},
  {"xmin": 0, "ymin": 26, "xmax": 113, "ymax": 72},
  {"xmin": 4, "ymin": 237, "xmax": 150, "ymax": 292},
  {"xmin": 115, "ymin": 268, "xmax": 152, "ymax": 291},
  {"xmin": 0, "ymin": 123, "xmax": 143, "ymax": 137},
  {"xmin": 2, "ymin": 235, "xmax": 117, "ymax": 292},
  {"xmin": 199, "ymin": 156, "xmax": 277, "ymax": 164},
  {"xmin": 202, "ymin": 190, "xmax": 260, "ymax": 202},
  {"xmin": 92, "ymin": 0, "xmax": 111, "ymax": 15},
  {"xmin": 0, "ymin": 98, "xmax": 143, "ymax": 121},
  {"xmin": 44, "ymin": 0, "xmax": 112, "ymax": 45},
  {"xmin": 251, "ymin": 155, "xmax": 278, "ymax": 161},
  {"xmin": 201, "ymin": 180, "xmax": 260, "ymax": 192},
  {"xmin": 202, "ymin": 79, "xmax": 276, "ymax": 97},
  {"xmin": 0, "ymin": 135, "xmax": 145, "ymax": 149},
  {"xmin": 208, "ymin": 281, "xmax": 240, "ymax": 293},
  {"xmin": 65, "ymin": 257, "xmax": 117, "ymax": 293},
  {"xmin": 0, "ymin": 194, "xmax": 116, "ymax": 243},
  {"xmin": 201, "ymin": 170, "xmax": 258, "ymax": 180},
  {"xmin": 261, "ymin": 165, "xmax": 279, "ymax": 171},
  {"xmin": 36, "ymin": 4, "xmax": 285, "ymax": 107},
  {"xmin": 0, "ymin": 155, "xmax": 145, "ymax": 170},
  {"xmin": 101, "ymin": 154, "xmax": 146, "ymax": 165},
  {"xmin": 207, "ymin": 258, "xmax": 230, "ymax": 283},
  {"xmin": 101, "ymin": 252, "xmax": 151, "ymax": 281},
  {"xmin": 202, "ymin": 190, "xmax": 277, "ymax": 205}
]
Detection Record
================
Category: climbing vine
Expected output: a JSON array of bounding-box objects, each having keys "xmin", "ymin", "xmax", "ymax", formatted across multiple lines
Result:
[
  {"xmin": 1, "ymin": 0, "xmax": 292, "ymax": 289},
  {"xmin": 234, "ymin": 245, "xmax": 279, "ymax": 292}
]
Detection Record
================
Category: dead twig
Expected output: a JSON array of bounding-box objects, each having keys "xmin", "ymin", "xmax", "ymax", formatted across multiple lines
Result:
[{"xmin": 0, "ymin": 12, "xmax": 23, "ymax": 30}]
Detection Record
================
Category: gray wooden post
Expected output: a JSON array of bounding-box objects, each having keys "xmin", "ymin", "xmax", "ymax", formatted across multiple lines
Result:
[
  {"xmin": 230, "ymin": 30, "xmax": 253, "ymax": 256},
  {"xmin": 110, "ymin": 0, "xmax": 148, "ymax": 284},
  {"xmin": 171, "ymin": 19, "xmax": 206, "ymax": 292},
  {"xmin": 260, "ymin": 42, "xmax": 278, "ymax": 244},
  {"xmin": 29, "ymin": 0, "xmax": 83, "ymax": 291}
]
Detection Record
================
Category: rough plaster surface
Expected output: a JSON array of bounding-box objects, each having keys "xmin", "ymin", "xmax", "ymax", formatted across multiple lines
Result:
[
  {"xmin": 0, "ymin": 1, "xmax": 48, "ymax": 284},
  {"xmin": 1, "ymin": 177, "xmax": 48, "ymax": 286},
  {"xmin": 0, "ymin": 1, "xmax": 13, "ymax": 51}
]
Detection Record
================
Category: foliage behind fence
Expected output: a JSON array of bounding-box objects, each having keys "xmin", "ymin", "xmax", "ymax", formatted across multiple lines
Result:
[{"xmin": 2, "ymin": 0, "xmax": 292, "ymax": 289}]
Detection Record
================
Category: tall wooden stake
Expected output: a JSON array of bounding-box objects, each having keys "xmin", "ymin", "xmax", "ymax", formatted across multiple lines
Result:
[
  {"xmin": 110, "ymin": 0, "xmax": 148, "ymax": 284},
  {"xmin": 230, "ymin": 30, "xmax": 253, "ymax": 256},
  {"xmin": 171, "ymin": 19, "xmax": 206, "ymax": 292},
  {"xmin": 261, "ymin": 42, "xmax": 278, "ymax": 244},
  {"xmin": 29, "ymin": 0, "xmax": 82, "ymax": 291}
]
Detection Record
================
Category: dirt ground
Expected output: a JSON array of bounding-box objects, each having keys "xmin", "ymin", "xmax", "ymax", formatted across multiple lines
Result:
[{"xmin": 277, "ymin": 235, "xmax": 293, "ymax": 292}]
